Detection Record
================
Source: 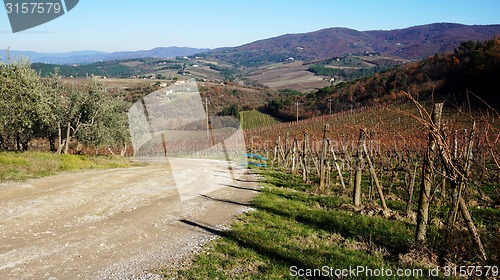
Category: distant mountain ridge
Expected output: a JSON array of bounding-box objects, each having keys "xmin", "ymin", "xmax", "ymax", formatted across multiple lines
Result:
[
  {"xmin": 0, "ymin": 47, "xmax": 210, "ymax": 65},
  {"xmin": 207, "ymin": 23, "xmax": 500, "ymax": 66},
  {"xmin": 2, "ymin": 23, "xmax": 500, "ymax": 66}
]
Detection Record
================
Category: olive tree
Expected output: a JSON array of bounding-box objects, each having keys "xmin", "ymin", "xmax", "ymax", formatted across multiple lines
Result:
[
  {"xmin": 57, "ymin": 77, "xmax": 130, "ymax": 154},
  {"xmin": 0, "ymin": 58, "xmax": 131, "ymax": 154},
  {"xmin": 0, "ymin": 58, "xmax": 49, "ymax": 151},
  {"xmin": 78, "ymin": 93, "xmax": 131, "ymax": 155}
]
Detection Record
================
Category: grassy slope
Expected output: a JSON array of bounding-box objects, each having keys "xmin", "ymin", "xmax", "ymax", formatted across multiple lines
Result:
[
  {"xmin": 0, "ymin": 151, "xmax": 137, "ymax": 182},
  {"xmin": 162, "ymin": 170, "xmax": 458, "ymax": 279},
  {"xmin": 240, "ymin": 110, "xmax": 282, "ymax": 130}
]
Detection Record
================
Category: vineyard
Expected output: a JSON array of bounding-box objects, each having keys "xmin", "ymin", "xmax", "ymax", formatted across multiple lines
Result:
[
  {"xmin": 244, "ymin": 98, "xmax": 500, "ymax": 267},
  {"xmin": 245, "ymin": 102, "xmax": 498, "ymax": 154},
  {"xmin": 239, "ymin": 110, "xmax": 282, "ymax": 130}
]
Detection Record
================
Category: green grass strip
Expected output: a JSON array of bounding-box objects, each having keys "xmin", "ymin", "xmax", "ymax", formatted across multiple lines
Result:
[
  {"xmin": 163, "ymin": 169, "xmax": 445, "ymax": 279},
  {"xmin": 0, "ymin": 151, "xmax": 136, "ymax": 182}
]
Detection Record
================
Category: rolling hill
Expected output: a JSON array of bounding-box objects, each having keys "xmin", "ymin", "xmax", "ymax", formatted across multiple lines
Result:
[
  {"xmin": 8, "ymin": 22, "xmax": 500, "ymax": 97},
  {"xmin": 4, "ymin": 23, "xmax": 500, "ymax": 68},
  {"xmin": 204, "ymin": 23, "xmax": 500, "ymax": 66},
  {"xmin": 1, "ymin": 47, "xmax": 210, "ymax": 65},
  {"xmin": 261, "ymin": 37, "xmax": 500, "ymax": 121}
]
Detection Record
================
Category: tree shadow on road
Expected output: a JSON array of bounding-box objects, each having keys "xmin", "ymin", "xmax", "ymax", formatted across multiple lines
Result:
[
  {"xmin": 197, "ymin": 194, "xmax": 251, "ymax": 207},
  {"xmin": 179, "ymin": 219, "xmax": 225, "ymax": 237},
  {"xmin": 219, "ymin": 183, "xmax": 261, "ymax": 192}
]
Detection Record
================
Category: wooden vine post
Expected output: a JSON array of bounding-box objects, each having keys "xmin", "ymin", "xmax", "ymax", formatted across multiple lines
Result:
[
  {"xmin": 353, "ymin": 129, "xmax": 366, "ymax": 207},
  {"xmin": 301, "ymin": 132, "xmax": 309, "ymax": 182},
  {"xmin": 444, "ymin": 121, "xmax": 487, "ymax": 260},
  {"xmin": 330, "ymin": 139, "xmax": 346, "ymax": 189},
  {"xmin": 362, "ymin": 130, "xmax": 387, "ymax": 211},
  {"xmin": 274, "ymin": 136, "xmax": 280, "ymax": 166},
  {"xmin": 291, "ymin": 139, "xmax": 298, "ymax": 173},
  {"xmin": 319, "ymin": 124, "xmax": 330, "ymax": 190},
  {"xmin": 405, "ymin": 162, "xmax": 418, "ymax": 217},
  {"xmin": 415, "ymin": 103, "xmax": 443, "ymax": 243}
]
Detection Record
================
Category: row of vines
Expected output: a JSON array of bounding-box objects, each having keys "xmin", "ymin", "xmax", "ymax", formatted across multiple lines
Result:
[{"xmin": 244, "ymin": 97, "xmax": 499, "ymax": 266}]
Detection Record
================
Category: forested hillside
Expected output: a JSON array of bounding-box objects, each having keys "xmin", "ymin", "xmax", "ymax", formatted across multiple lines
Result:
[
  {"xmin": 205, "ymin": 23, "xmax": 500, "ymax": 67},
  {"xmin": 266, "ymin": 38, "xmax": 500, "ymax": 120}
]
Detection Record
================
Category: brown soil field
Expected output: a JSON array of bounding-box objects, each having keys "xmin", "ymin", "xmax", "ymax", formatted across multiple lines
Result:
[{"xmin": 247, "ymin": 61, "xmax": 330, "ymax": 92}]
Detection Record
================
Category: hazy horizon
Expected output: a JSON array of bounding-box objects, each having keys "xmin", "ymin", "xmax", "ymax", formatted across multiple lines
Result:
[
  {"xmin": 1, "ymin": 0, "xmax": 499, "ymax": 53},
  {"xmin": 4, "ymin": 22, "xmax": 500, "ymax": 54}
]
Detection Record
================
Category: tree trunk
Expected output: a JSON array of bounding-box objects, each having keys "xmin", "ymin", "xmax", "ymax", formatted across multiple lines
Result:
[
  {"xmin": 16, "ymin": 135, "xmax": 21, "ymax": 152},
  {"xmin": 444, "ymin": 121, "xmax": 486, "ymax": 260},
  {"xmin": 120, "ymin": 143, "xmax": 128, "ymax": 157},
  {"xmin": 56, "ymin": 123, "xmax": 64, "ymax": 154},
  {"xmin": 447, "ymin": 122, "xmax": 476, "ymax": 228},
  {"xmin": 63, "ymin": 122, "xmax": 71, "ymax": 154},
  {"xmin": 440, "ymin": 168, "xmax": 447, "ymax": 199},
  {"xmin": 161, "ymin": 133, "xmax": 167, "ymax": 157},
  {"xmin": 0, "ymin": 133, "xmax": 5, "ymax": 150},
  {"xmin": 415, "ymin": 103, "xmax": 443, "ymax": 243},
  {"xmin": 49, "ymin": 136, "xmax": 56, "ymax": 152},
  {"xmin": 21, "ymin": 139, "xmax": 29, "ymax": 151}
]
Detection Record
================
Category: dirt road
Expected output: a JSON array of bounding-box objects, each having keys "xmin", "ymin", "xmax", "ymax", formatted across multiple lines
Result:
[{"xmin": 0, "ymin": 158, "xmax": 258, "ymax": 279}]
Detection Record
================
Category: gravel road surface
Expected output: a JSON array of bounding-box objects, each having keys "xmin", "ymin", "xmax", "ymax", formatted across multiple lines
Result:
[{"xmin": 0, "ymin": 158, "xmax": 258, "ymax": 279}]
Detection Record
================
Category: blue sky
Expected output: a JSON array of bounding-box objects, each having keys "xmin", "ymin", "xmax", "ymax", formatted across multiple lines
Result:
[{"xmin": 1, "ymin": 0, "xmax": 499, "ymax": 53}]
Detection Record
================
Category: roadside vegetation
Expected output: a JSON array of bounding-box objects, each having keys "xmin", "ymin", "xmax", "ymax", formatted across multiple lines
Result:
[
  {"xmin": 0, "ymin": 58, "xmax": 130, "ymax": 154},
  {"xmin": 163, "ymin": 170, "xmax": 454, "ymax": 279},
  {"xmin": 243, "ymin": 99, "xmax": 499, "ymax": 266},
  {"xmin": 0, "ymin": 151, "xmax": 137, "ymax": 182}
]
